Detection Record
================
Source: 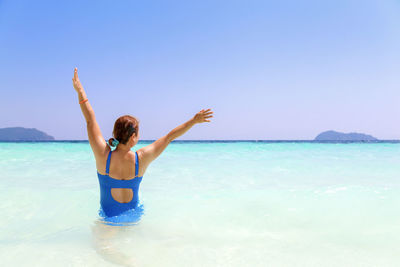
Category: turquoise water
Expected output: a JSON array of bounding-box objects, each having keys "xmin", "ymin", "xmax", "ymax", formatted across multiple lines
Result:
[{"xmin": 0, "ymin": 141, "xmax": 400, "ymax": 266}]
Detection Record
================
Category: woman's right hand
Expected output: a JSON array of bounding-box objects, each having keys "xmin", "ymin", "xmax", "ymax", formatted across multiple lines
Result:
[{"xmin": 192, "ymin": 109, "xmax": 213, "ymax": 124}]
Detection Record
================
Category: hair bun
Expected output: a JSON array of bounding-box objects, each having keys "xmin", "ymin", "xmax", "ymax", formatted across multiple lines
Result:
[{"xmin": 108, "ymin": 138, "xmax": 120, "ymax": 147}]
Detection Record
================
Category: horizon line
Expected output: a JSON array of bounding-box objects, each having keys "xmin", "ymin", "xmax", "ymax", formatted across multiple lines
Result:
[{"xmin": 1, "ymin": 139, "xmax": 399, "ymax": 143}]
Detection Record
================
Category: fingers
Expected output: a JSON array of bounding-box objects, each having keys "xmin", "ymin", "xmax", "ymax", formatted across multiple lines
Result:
[
  {"xmin": 200, "ymin": 108, "xmax": 212, "ymax": 114},
  {"xmin": 74, "ymin": 68, "xmax": 78, "ymax": 80},
  {"xmin": 198, "ymin": 108, "xmax": 213, "ymax": 123},
  {"xmin": 197, "ymin": 109, "xmax": 213, "ymax": 121}
]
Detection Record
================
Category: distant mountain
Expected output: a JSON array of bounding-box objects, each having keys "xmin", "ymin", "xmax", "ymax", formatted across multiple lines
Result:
[
  {"xmin": 0, "ymin": 127, "xmax": 55, "ymax": 141},
  {"xmin": 315, "ymin": 130, "xmax": 378, "ymax": 141}
]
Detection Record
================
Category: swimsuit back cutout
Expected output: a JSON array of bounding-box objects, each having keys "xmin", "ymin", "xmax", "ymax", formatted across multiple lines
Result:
[{"xmin": 97, "ymin": 150, "xmax": 143, "ymax": 217}]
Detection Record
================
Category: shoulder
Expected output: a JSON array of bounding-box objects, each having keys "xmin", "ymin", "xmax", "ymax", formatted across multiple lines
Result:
[
  {"xmin": 96, "ymin": 144, "xmax": 111, "ymax": 160},
  {"xmin": 94, "ymin": 145, "xmax": 112, "ymax": 174}
]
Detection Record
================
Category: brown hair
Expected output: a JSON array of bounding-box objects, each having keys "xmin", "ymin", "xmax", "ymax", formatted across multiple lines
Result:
[{"xmin": 108, "ymin": 115, "xmax": 139, "ymax": 146}]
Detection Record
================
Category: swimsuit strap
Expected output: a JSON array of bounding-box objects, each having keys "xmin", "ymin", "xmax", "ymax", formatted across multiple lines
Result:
[
  {"xmin": 105, "ymin": 150, "xmax": 112, "ymax": 175},
  {"xmin": 135, "ymin": 151, "xmax": 139, "ymax": 177}
]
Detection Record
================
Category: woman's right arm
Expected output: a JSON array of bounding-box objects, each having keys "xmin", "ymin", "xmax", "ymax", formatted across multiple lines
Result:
[{"xmin": 138, "ymin": 109, "xmax": 213, "ymax": 171}]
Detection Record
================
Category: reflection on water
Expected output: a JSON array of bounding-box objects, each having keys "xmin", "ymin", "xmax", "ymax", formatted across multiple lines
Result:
[
  {"xmin": 91, "ymin": 205, "xmax": 144, "ymax": 266},
  {"xmin": 91, "ymin": 219, "xmax": 139, "ymax": 267}
]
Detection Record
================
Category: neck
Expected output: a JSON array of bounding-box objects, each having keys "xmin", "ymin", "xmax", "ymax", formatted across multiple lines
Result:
[{"xmin": 115, "ymin": 143, "xmax": 131, "ymax": 152}]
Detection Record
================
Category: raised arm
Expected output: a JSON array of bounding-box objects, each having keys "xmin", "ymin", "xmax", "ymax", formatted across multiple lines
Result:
[
  {"xmin": 72, "ymin": 68, "xmax": 107, "ymax": 158},
  {"xmin": 138, "ymin": 109, "xmax": 213, "ymax": 170}
]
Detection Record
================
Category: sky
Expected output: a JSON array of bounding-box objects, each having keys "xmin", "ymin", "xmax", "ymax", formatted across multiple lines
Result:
[{"xmin": 0, "ymin": 0, "xmax": 399, "ymax": 140}]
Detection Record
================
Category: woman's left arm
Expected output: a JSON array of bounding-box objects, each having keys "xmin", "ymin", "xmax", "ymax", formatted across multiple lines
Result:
[{"xmin": 72, "ymin": 68, "xmax": 108, "ymax": 157}]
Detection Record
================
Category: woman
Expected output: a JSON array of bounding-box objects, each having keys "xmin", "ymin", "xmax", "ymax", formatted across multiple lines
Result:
[{"xmin": 72, "ymin": 68, "xmax": 213, "ymax": 223}]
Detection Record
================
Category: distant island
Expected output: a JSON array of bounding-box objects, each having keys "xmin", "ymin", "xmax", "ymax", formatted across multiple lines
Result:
[
  {"xmin": 0, "ymin": 127, "xmax": 55, "ymax": 141},
  {"xmin": 315, "ymin": 130, "xmax": 378, "ymax": 141}
]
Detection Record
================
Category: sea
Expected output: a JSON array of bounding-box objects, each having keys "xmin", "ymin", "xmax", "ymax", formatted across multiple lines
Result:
[{"xmin": 0, "ymin": 141, "xmax": 399, "ymax": 267}]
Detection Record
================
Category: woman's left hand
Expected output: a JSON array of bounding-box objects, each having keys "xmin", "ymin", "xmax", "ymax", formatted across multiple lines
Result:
[
  {"xmin": 192, "ymin": 109, "xmax": 213, "ymax": 123},
  {"xmin": 72, "ymin": 68, "xmax": 84, "ymax": 93}
]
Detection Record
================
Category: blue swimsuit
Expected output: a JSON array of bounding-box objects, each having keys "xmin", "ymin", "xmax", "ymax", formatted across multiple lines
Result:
[{"xmin": 97, "ymin": 150, "xmax": 143, "ymax": 218}]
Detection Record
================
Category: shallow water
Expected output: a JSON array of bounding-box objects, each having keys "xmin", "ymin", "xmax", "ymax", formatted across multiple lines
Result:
[{"xmin": 0, "ymin": 141, "xmax": 400, "ymax": 266}]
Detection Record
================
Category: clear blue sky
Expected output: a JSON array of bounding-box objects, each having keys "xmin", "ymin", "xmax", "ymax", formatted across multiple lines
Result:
[{"xmin": 1, "ymin": 0, "xmax": 399, "ymax": 140}]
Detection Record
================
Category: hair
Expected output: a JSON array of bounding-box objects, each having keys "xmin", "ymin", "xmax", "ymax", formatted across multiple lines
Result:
[{"xmin": 108, "ymin": 115, "xmax": 139, "ymax": 147}]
